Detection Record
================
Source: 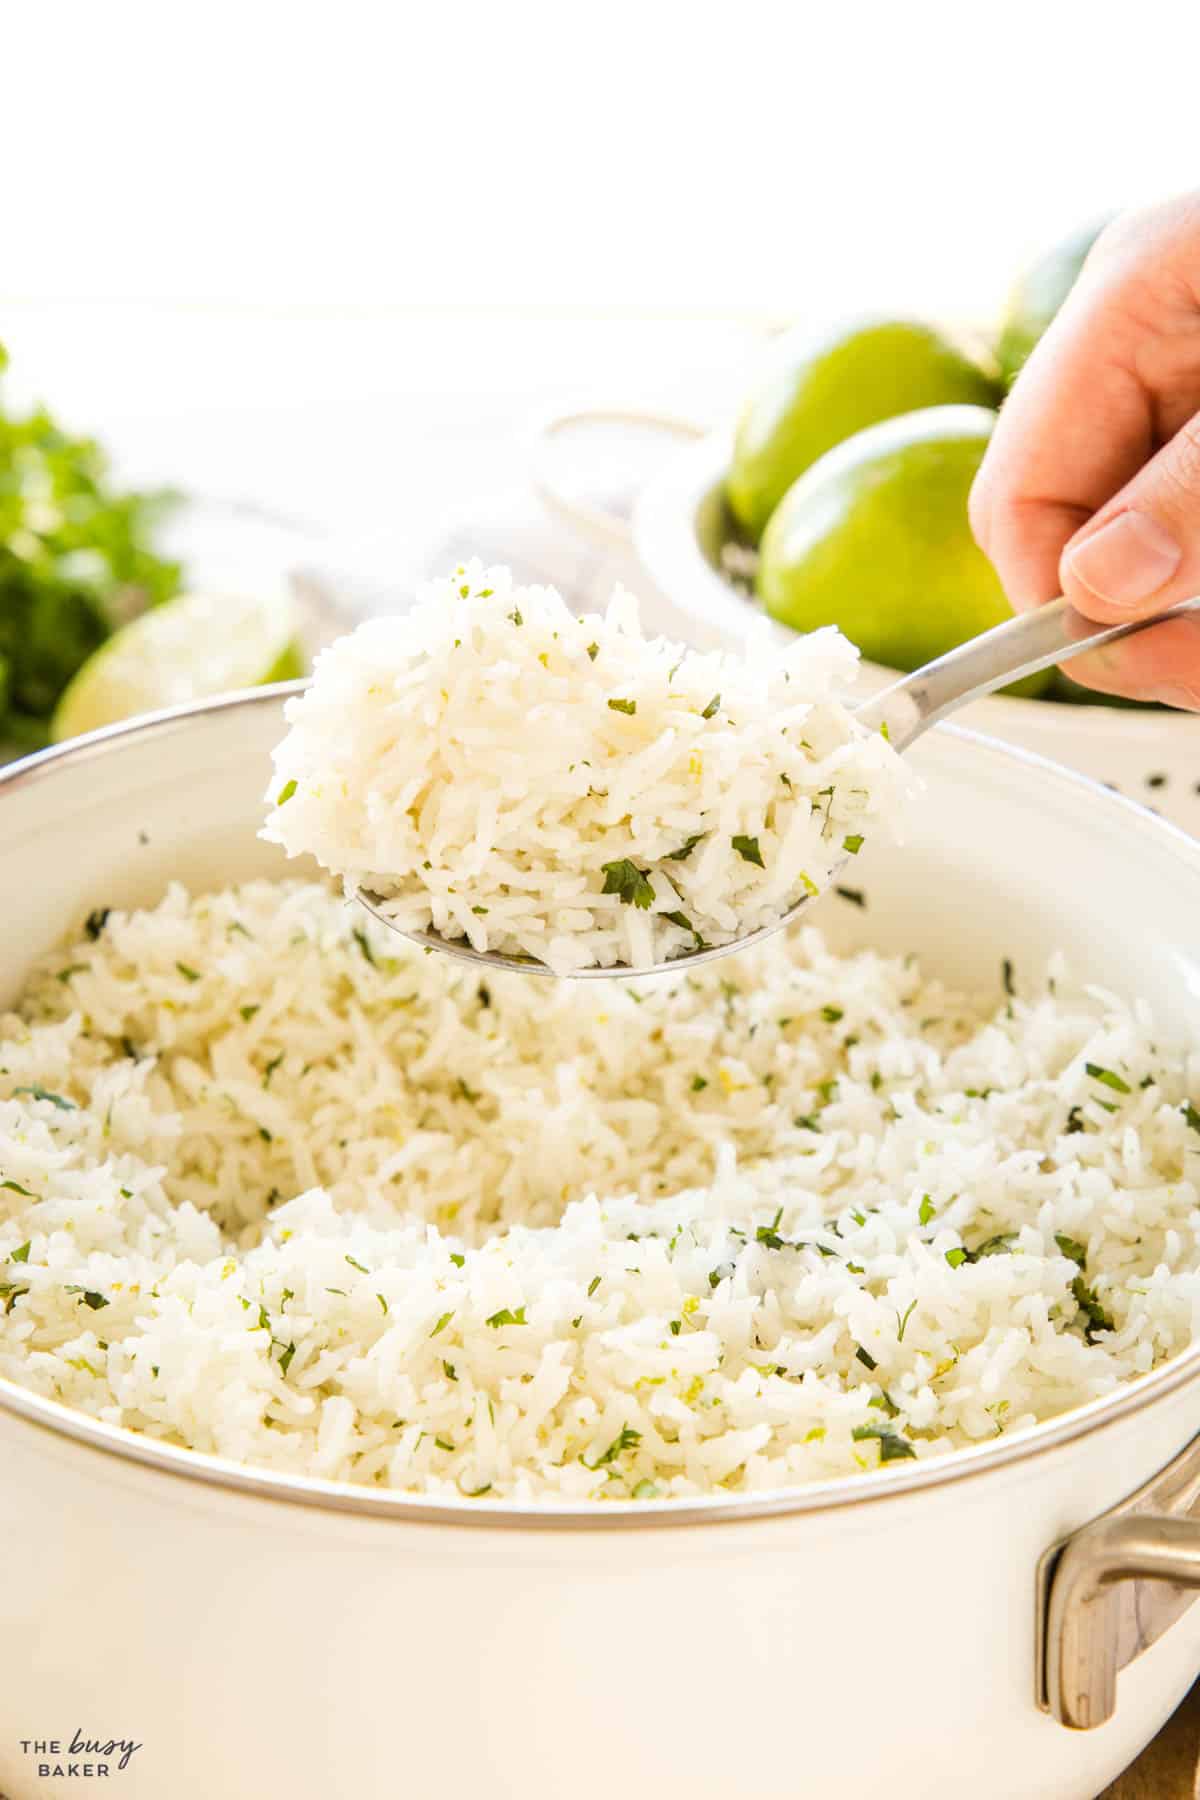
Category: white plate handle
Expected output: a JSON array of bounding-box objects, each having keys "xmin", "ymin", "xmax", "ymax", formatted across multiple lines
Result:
[{"xmin": 530, "ymin": 408, "xmax": 704, "ymax": 549}]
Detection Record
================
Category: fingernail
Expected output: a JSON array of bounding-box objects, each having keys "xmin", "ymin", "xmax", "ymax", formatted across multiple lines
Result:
[{"xmin": 1065, "ymin": 511, "xmax": 1181, "ymax": 610}]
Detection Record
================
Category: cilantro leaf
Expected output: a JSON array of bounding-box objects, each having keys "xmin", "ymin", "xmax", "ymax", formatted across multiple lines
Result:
[
  {"xmin": 485, "ymin": 1306, "xmax": 527, "ymax": 1328},
  {"xmin": 1085, "ymin": 1063, "xmax": 1130, "ymax": 1095},
  {"xmin": 731, "ymin": 835, "xmax": 764, "ymax": 868},
  {"xmin": 665, "ymin": 833, "xmax": 705, "ymax": 862},
  {"xmin": 600, "ymin": 859, "xmax": 655, "ymax": 909}
]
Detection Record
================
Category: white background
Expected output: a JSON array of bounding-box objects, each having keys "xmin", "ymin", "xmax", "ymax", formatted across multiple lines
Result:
[{"xmin": 3, "ymin": 1, "xmax": 1200, "ymax": 540}]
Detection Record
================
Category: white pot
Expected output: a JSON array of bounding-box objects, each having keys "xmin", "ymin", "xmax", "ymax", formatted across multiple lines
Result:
[
  {"xmin": 533, "ymin": 412, "xmax": 1200, "ymax": 835},
  {"xmin": 3, "ymin": 693, "xmax": 1200, "ymax": 1800}
]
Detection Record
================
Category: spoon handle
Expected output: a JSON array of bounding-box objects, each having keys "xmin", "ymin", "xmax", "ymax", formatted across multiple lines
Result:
[{"xmin": 857, "ymin": 594, "xmax": 1200, "ymax": 748}]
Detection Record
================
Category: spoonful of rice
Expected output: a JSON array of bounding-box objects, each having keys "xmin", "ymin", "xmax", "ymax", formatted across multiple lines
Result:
[{"xmin": 262, "ymin": 563, "xmax": 1199, "ymax": 978}]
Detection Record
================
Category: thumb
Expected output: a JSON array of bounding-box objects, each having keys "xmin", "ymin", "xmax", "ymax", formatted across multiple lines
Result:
[{"xmin": 1059, "ymin": 418, "xmax": 1200, "ymax": 622}]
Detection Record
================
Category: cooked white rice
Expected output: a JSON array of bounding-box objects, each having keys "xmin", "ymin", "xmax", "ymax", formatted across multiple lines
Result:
[
  {"xmin": 2, "ymin": 878, "xmax": 1199, "ymax": 1502},
  {"xmin": 261, "ymin": 562, "xmax": 908, "ymax": 973}
]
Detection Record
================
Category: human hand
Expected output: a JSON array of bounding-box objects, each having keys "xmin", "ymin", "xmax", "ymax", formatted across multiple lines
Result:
[{"xmin": 970, "ymin": 193, "xmax": 1200, "ymax": 707}]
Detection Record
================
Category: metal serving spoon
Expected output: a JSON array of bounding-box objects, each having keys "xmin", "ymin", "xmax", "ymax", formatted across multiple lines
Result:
[{"xmin": 357, "ymin": 595, "xmax": 1200, "ymax": 979}]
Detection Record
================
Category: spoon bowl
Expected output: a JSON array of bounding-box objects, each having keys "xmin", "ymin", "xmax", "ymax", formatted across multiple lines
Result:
[{"xmin": 356, "ymin": 595, "xmax": 1200, "ymax": 978}]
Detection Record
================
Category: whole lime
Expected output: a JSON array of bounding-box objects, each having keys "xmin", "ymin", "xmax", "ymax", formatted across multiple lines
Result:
[
  {"xmin": 756, "ymin": 404, "xmax": 1053, "ymax": 699},
  {"xmin": 996, "ymin": 217, "xmax": 1111, "ymax": 388},
  {"xmin": 726, "ymin": 317, "xmax": 1002, "ymax": 542}
]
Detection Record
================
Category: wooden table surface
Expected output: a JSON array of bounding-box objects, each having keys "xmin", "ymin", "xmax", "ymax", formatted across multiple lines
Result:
[{"xmin": 1103, "ymin": 1682, "xmax": 1199, "ymax": 1797}]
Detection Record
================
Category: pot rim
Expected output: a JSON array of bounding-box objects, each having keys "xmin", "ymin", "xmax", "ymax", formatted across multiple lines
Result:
[
  {"xmin": 3, "ymin": 685, "xmax": 1200, "ymax": 1532},
  {"xmin": 632, "ymin": 428, "xmax": 1200, "ymax": 742}
]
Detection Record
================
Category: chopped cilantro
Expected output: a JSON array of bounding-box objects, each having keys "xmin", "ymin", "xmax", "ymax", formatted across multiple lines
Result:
[
  {"xmin": 175, "ymin": 961, "xmax": 201, "ymax": 982},
  {"xmin": 974, "ymin": 1233, "xmax": 1018, "ymax": 1260},
  {"xmin": 821, "ymin": 1005, "xmax": 843, "ymax": 1023},
  {"xmin": 1002, "ymin": 958, "xmax": 1015, "ymax": 997},
  {"xmin": 84, "ymin": 908, "xmax": 111, "ymax": 940},
  {"xmin": 277, "ymin": 1341, "xmax": 296, "ymax": 1376},
  {"xmin": 430, "ymin": 1310, "xmax": 453, "ymax": 1337},
  {"xmin": 276, "ymin": 779, "xmax": 298, "ymax": 806},
  {"xmin": 1052, "ymin": 1234, "xmax": 1087, "ymax": 1269},
  {"xmin": 443, "ymin": 1361, "xmax": 457, "ymax": 1381},
  {"xmin": 690, "ymin": 1075, "xmax": 708, "ymax": 1092},
  {"xmin": 1065, "ymin": 1105, "xmax": 1086, "ymax": 1134},
  {"xmin": 13, "ymin": 1084, "xmax": 75, "ymax": 1111},
  {"xmin": 587, "ymin": 1275, "xmax": 601, "ymax": 1296},
  {"xmin": 607, "ymin": 697, "xmax": 636, "ymax": 715},
  {"xmin": 835, "ymin": 886, "xmax": 866, "ymax": 907},
  {"xmin": 65, "ymin": 1287, "xmax": 109, "ymax": 1310},
  {"xmin": 1, "ymin": 1179, "xmax": 37, "ymax": 1198},
  {"xmin": 586, "ymin": 642, "xmax": 599, "ymax": 661},
  {"xmin": 851, "ymin": 1424, "xmax": 916, "ymax": 1462},
  {"xmin": 377, "ymin": 1293, "xmax": 389, "ymax": 1314},
  {"xmin": 352, "ymin": 926, "xmax": 377, "ymax": 967},
  {"xmin": 434, "ymin": 1436, "xmax": 456, "ymax": 1452},
  {"xmin": 669, "ymin": 1319, "xmax": 682, "ymax": 1336},
  {"xmin": 701, "ymin": 694, "xmax": 720, "ymax": 719},
  {"xmin": 918, "ymin": 1194, "xmax": 935, "ymax": 1227},
  {"xmin": 1182, "ymin": 1101, "xmax": 1200, "ymax": 1135},
  {"xmin": 345, "ymin": 1254, "xmax": 369, "ymax": 1274},
  {"xmin": 896, "ymin": 1299, "xmax": 917, "ymax": 1342},
  {"xmin": 945, "ymin": 1248, "xmax": 968, "ymax": 1269},
  {"xmin": 842, "ymin": 835, "xmax": 864, "ymax": 855},
  {"xmin": 9, "ymin": 1240, "xmax": 31, "ymax": 1263},
  {"xmin": 585, "ymin": 1424, "xmax": 641, "ymax": 1468},
  {"xmin": 449, "ymin": 1252, "xmax": 466, "ymax": 1268},
  {"xmin": 666, "ymin": 833, "xmax": 705, "ymax": 862},
  {"xmin": 731, "ymin": 834, "xmax": 764, "ymax": 868},
  {"xmin": 485, "ymin": 1306, "xmax": 527, "ymax": 1328},
  {"xmin": 600, "ymin": 859, "xmax": 655, "ymax": 909},
  {"xmin": 1085, "ymin": 1063, "xmax": 1130, "ymax": 1095},
  {"xmin": 1072, "ymin": 1275, "xmax": 1115, "ymax": 1342},
  {"xmin": 854, "ymin": 1344, "xmax": 878, "ymax": 1371},
  {"xmin": 263, "ymin": 1052, "xmax": 283, "ymax": 1088},
  {"xmin": 239, "ymin": 1004, "xmax": 260, "ymax": 1023}
]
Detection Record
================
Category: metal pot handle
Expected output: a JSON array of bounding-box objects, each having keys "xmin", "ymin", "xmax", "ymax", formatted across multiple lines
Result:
[
  {"xmin": 1038, "ymin": 1430, "xmax": 1200, "ymax": 1728},
  {"xmin": 530, "ymin": 408, "xmax": 704, "ymax": 549}
]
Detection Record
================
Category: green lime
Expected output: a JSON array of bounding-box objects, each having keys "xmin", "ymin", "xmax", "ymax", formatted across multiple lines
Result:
[
  {"xmin": 756, "ymin": 404, "xmax": 1052, "ymax": 699},
  {"xmin": 50, "ymin": 589, "xmax": 305, "ymax": 741},
  {"xmin": 995, "ymin": 218, "xmax": 1111, "ymax": 388},
  {"xmin": 727, "ymin": 317, "xmax": 1002, "ymax": 541}
]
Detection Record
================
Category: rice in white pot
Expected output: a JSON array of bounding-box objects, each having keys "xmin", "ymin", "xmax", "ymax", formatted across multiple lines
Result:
[{"xmin": 2, "ymin": 878, "xmax": 1198, "ymax": 1502}]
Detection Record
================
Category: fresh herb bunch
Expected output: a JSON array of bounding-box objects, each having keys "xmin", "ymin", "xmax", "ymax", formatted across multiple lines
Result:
[{"xmin": 0, "ymin": 339, "xmax": 182, "ymax": 745}]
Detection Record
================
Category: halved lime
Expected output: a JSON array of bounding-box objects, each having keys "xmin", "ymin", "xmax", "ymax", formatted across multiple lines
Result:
[{"xmin": 50, "ymin": 589, "xmax": 305, "ymax": 741}]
